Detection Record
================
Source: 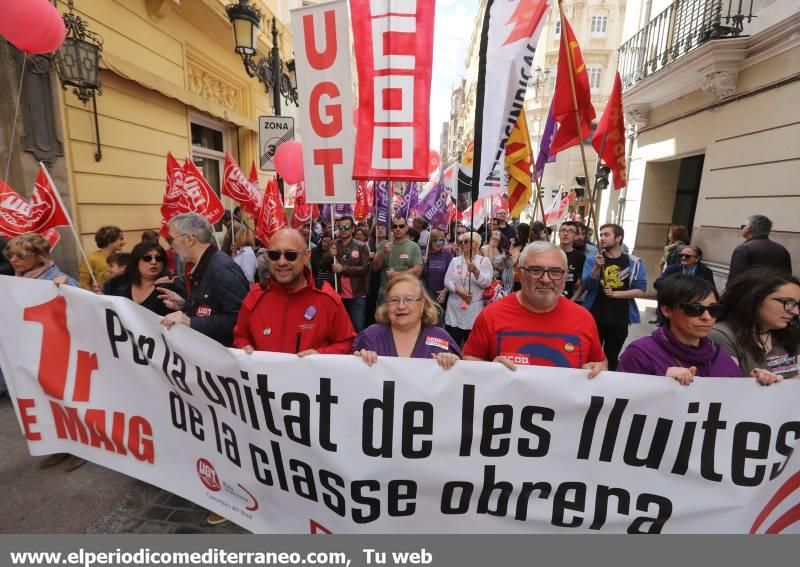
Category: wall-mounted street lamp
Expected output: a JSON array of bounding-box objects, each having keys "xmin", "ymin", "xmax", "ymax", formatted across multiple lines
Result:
[
  {"xmin": 54, "ymin": 0, "xmax": 103, "ymax": 161},
  {"xmin": 225, "ymin": 0, "xmax": 299, "ymax": 115}
]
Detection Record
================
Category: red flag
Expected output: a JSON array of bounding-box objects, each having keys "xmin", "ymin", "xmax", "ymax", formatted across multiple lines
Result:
[
  {"xmin": 354, "ymin": 181, "xmax": 370, "ymax": 222},
  {"xmin": 182, "ymin": 158, "xmax": 225, "ymax": 224},
  {"xmin": 0, "ymin": 167, "xmax": 70, "ymax": 239},
  {"xmin": 42, "ymin": 228, "xmax": 61, "ymax": 248},
  {"xmin": 549, "ymin": 14, "xmax": 595, "ymax": 156},
  {"xmin": 256, "ymin": 178, "xmax": 286, "ymax": 244},
  {"xmin": 222, "ymin": 152, "xmax": 262, "ymax": 217},
  {"xmin": 248, "ymin": 161, "xmax": 258, "ymax": 185},
  {"xmin": 159, "ymin": 152, "xmax": 186, "ymax": 237},
  {"xmin": 290, "ymin": 182, "xmax": 316, "ymax": 229},
  {"xmin": 592, "ymin": 72, "xmax": 627, "ymax": 190}
]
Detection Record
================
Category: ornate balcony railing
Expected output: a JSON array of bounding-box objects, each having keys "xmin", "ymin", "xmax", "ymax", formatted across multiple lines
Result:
[{"xmin": 618, "ymin": 0, "xmax": 756, "ymax": 90}]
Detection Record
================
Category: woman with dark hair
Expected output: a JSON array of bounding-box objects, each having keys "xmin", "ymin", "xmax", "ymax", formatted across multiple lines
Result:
[
  {"xmin": 658, "ymin": 224, "xmax": 690, "ymax": 272},
  {"xmin": 654, "ymin": 244, "xmax": 716, "ymax": 292},
  {"xmin": 709, "ymin": 269, "xmax": 800, "ymax": 385},
  {"xmin": 619, "ymin": 274, "xmax": 740, "ymax": 383},
  {"xmin": 104, "ymin": 242, "xmax": 183, "ymax": 316}
]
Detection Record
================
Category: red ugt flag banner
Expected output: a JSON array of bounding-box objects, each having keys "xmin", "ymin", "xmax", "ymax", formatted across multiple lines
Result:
[
  {"xmin": 222, "ymin": 152, "xmax": 263, "ymax": 217},
  {"xmin": 0, "ymin": 166, "xmax": 70, "ymax": 239},
  {"xmin": 256, "ymin": 178, "xmax": 286, "ymax": 244},
  {"xmin": 159, "ymin": 152, "xmax": 187, "ymax": 237},
  {"xmin": 182, "ymin": 158, "xmax": 225, "ymax": 224},
  {"xmin": 351, "ymin": 0, "xmax": 435, "ymax": 181},
  {"xmin": 549, "ymin": 13, "xmax": 596, "ymax": 156},
  {"xmin": 592, "ymin": 72, "xmax": 627, "ymax": 190}
]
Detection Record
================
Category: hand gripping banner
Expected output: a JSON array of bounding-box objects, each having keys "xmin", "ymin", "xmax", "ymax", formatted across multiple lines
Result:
[
  {"xmin": 1, "ymin": 278, "xmax": 800, "ymax": 534},
  {"xmin": 351, "ymin": 0, "xmax": 435, "ymax": 181}
]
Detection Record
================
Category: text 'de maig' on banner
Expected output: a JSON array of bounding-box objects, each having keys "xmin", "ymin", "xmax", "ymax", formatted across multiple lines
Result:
[
  {"xmin": 291, "ymin": 0, "xmax": 356, "ymax": 204},
  {"xmin": 0, "ymin": 278, "xmax": 799, "ymax": 534}
]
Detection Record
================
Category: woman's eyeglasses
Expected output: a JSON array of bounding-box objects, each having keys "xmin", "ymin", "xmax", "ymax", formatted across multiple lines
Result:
[
  {"xmin": 266, "ymin": 249, "xmax": 300, "ymax": 262},
  {"xmin": 387, "ymin": 296, "xmax": 422, "ymax": 306},
  {"xmin": 433, "ymin": 239, "xmax": 446, "ymax": 244},
  {"xmin": 3, "ymin": 250, "xmax": 32, "ymax": 260},
  {"xmin": 771, "ymin": 297, "xmax": 800, "ymax": 313},
  {"xmin": 141, "ymin": 255, "xmax": 165, "ymax": 263},
  {"xmin": 679, "ymin": 303, "xmax": 724, "ymax": 318}
]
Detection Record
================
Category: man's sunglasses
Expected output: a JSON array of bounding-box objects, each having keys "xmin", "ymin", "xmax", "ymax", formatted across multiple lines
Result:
[
  {"xmin": 679, "ymin": 254, "xmax": 696, "ymax": 259},
  {"xmin": 392, "ymin": 224, "xmax": 406, "ymax": 229},
  {"xmin": 337, "ymin": 224, "xmax": 352, "ymax": 231},
  {"xmin": 679, "ymin": 303, "xmax": 724, "ymax": 318},
  {"xmin": 266, "ymin": 249, "xmax": 300, "ymax": 262},
  {"xmin": 141, "ymin": 254, "xmax": 165, "ymax": 263}
]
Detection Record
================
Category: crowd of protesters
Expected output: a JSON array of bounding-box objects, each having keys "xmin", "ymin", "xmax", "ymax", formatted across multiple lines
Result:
[{"xmin": 1, "ymin": 208, "xmax": 798, "ymax": 524}]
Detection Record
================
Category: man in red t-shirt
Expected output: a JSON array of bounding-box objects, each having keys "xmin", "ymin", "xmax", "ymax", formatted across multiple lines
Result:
[{"xmin": 463, "ymin": 241, "xmax": 607, "ymax": 376}]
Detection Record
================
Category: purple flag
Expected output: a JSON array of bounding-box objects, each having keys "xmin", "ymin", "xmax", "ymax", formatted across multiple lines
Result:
[
  {"xmin": 320, "ymin": 203, "xmax": 354, "ymax": 223},
  {"xmin": 375, "ymin": 181, "xmax": 390, "ymax": 227},
  {"xmin": 535, "ymin": 99, "xmax": 558, "ymax": 178},
  {"xmin": 414, "ymin": 181, "xmax": 449, "ymax": 228},
  {"xmin": 395, "ymin": 182, "xmax": 419, "ymax": 219}
]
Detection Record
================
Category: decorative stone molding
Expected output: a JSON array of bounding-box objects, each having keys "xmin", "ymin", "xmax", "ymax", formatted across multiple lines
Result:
[
  {"xmin": 146, "ymin": 0, "xmax": 179, "ymax": 21},
  {"xmin": 187, "ymin": 61, "xmax": 243, "ymax": 113},
  {"xmin": 701, "ymin": 70, "xmax": 738, "ymax": 100},
  {"xmin": 625, "ymin": 103, "xmax": 650, "ymax": 128}
]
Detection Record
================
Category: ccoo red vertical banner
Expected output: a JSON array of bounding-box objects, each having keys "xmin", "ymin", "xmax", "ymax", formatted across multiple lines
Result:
[{"xmin": 351, "ymin": 0, "xmax": 435, "ymax": 181}]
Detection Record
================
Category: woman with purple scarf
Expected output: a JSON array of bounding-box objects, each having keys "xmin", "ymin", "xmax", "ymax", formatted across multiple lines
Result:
[{"xmin": 618, "ymin": 274, "xmax": 741, "ymax": 383}]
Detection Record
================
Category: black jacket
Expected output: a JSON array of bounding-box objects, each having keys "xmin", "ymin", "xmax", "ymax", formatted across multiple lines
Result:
[
  {"xmin": 0, "ymin": 237, "xmax": 13, "ymax": 276},
  {"xmin": 184, "ymin": 247, "xmax": 250, "ymax": 347},
  {"xmin": 654, "ymin": 262, "xmax": 717, "ymax": 293},
  {"xmin": 728, "ymin": 235, "xmax": 792, "ymax": 283}
]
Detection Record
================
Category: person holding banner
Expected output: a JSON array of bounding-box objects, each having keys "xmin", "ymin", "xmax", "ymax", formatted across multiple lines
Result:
[
  {"xmin": 618, "ymin": 275, "xmax": 741, "ymax": 383},
  {"xmin": 353, "ymin": 274, "xmax": 461, "ymax": 369},
  {"xmin": 5, "ymin": 233, "xmax": 78, "ymax": 287},
  {"xmin": 233, "ymin": 228, "xmax": 356, "ymax": 356},
  {"xmin": 103, "ymin": 242, "xmax": 184, "ymax": 317},
  {"xmin": 158, "ymin": 213, "xmax": 250, "ymax": 348},
  {"xmin": 78, "ymin": 225, "xmax": 126, "ymax": 290},
  {"xmin": 710, "ymin": 269, "xmax": 800, "ymax": 384},
  {"xmin": 463, "ymin": 241, "xmax": 606, "ymax": 376}
]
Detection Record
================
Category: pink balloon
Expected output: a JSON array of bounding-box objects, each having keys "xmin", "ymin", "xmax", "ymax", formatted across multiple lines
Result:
[
  {"xmin": 0, "ymin": 0, "xmax": 66, "ymax": 54},
  {"xmin": 428, "ymin": 149, "xmax": 441, "ymax": 175},
  {"xmin": 273, "ymin": 141, "xmax": 304, "ymax": 185}
]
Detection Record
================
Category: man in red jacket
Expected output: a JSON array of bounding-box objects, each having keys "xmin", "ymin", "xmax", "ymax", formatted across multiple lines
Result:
[{"xmin": 234, "ymin": 228, "xmax": 356, "ymax": 355}]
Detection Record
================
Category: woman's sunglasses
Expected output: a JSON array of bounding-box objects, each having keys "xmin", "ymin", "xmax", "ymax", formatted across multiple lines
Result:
[
  {"xmin": 141, "ymin": 254, "xmax": 165, "ymax": 263},
  {"xmin": 679, "ymin": 303, "xmax": 724, "ymax": 318}
]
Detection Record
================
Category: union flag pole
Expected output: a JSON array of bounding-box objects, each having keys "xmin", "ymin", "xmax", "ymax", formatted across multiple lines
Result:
[{"xmin": 557, "ymin": 0, "xmax": 597, "ymax": 241}]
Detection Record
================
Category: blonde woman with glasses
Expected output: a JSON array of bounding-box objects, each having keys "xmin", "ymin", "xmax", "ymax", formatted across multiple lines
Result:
[
  {"xmin": 443, "ymin": 231, "xmax": 493, "ymax": 346},
  {"xmin": 353, "ymin": 274, "xmax": 461, "ymax": 369}
]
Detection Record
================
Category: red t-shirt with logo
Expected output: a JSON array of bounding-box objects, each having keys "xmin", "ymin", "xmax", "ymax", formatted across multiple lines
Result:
[{"xmin": 463, "ymin": 294, "xmax": 605, "ymax": 368}]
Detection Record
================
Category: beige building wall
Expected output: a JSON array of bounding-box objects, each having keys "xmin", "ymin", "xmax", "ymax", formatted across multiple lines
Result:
[{"xmin": 620, "ymin": 0, "xmax": 800, "ymax": 291}]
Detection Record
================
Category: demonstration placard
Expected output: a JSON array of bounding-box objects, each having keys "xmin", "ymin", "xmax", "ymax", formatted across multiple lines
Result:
[{"xmin": 0, "ymin": 277, "xmax": 798, "ymax": 534}]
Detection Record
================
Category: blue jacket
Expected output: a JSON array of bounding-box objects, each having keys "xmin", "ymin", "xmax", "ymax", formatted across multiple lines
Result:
[{"xmin": 581, "ymin": 252, "xmax": 647, "ymax": 324}]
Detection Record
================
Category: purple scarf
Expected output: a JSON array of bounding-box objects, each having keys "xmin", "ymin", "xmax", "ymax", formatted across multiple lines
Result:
[{"xmin": 652, "ymin": 326, "xmax": 719, "ymax": 375}]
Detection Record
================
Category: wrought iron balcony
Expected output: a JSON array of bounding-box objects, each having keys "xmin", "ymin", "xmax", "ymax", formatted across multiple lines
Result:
[{"xmin": 618, "ymin": 0, "xmax": 756, "ymax": 90}]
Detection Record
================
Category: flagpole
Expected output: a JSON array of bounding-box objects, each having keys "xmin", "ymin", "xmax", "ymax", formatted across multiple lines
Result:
[
  {"xmin": 557, "ymin": 0, "xmax": 598, "ymax": 243},
  {"xmin": 530, "ymin": 162, "xmax": 546, "ymax": 225},
  {"xmin": 592, "ymin": 131, "xmax": 608, "ymax": 230},
  {"xmin": 39, "ymin": 162, "xmax": 97, "ymax": 287},
  {"xmin": 330, "ymin": 203, "xmax": 339, "ymax": 293}
]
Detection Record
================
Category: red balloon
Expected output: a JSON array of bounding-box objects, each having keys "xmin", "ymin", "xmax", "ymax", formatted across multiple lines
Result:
[
  {"xmin": 0, "ymin": 0, "xmax": 66, "ymax": 54},
  {"xmin": 273, "ymin": 141, "xmax": 304, "ymax": 185},
  {"xmin": 428, "ymin": 149, "xmax": 441, "ymax": 175}
]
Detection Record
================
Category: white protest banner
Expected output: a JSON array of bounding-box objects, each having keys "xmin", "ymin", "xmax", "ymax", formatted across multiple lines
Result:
[
  {"xmin": 1, "ymin": 277, "xmax": 799, "ymax": 534},
  {"xmin": 291, "ymin": 0, "xmax": 356, "ymax": 204}
]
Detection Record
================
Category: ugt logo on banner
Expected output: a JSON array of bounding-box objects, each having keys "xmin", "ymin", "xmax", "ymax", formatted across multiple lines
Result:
[
  {"xmin": 291, "ymin": 0, "xmax": 356, "ymax": 204},
  {"xmin": 351, "ymin": 0, "xmax": 435, "ymax": 181}
]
